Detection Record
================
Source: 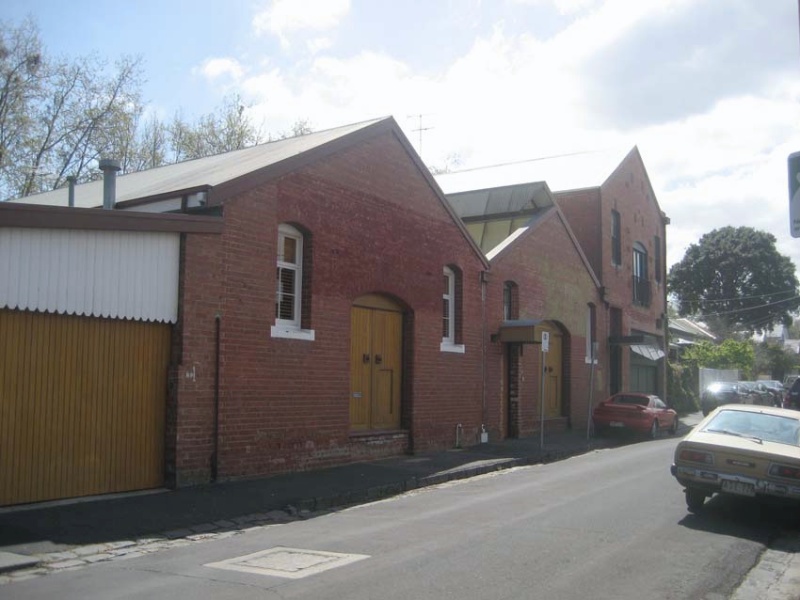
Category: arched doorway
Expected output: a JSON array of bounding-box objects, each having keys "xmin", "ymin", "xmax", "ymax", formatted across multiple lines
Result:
[{"xmin": 350, "ymin": 294, "xmax": 403, "ymax": 431}]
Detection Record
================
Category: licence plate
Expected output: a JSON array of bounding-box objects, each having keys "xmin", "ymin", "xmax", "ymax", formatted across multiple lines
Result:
[
  {"xmin": 721, "ymin": 480, "xmax": 755, "ymax": 497},
  {"xmin": 610, "ymin": 421, "xmax": 624, "ymax": 428}
]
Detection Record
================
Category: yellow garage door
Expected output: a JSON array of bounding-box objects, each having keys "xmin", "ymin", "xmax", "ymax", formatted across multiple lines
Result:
[{"xmin": 0, "ymin": 309, "xmax": 171, "ymax": 507}]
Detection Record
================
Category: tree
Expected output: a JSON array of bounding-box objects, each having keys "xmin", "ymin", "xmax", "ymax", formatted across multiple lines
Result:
[
  {"xmin": 754, "ymin": 341, "xmax": 798, "ymax": 381},
  {"xmin": 668, "ymin": 226, "xmax": 800, "ymax": 335},
  {"xmin": 0, "ymin": 16, "xmax": 309, "ymax": 201},
  {"xmin": 682, "ymin": 339, "xmax": 755, "ymax": 378},
  {"xmin": 0, "ymin": 18, "xmax": 143, "ymax": 199}
]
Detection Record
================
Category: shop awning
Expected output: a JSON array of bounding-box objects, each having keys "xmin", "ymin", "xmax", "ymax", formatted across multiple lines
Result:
[{"xmin": 630, "ymin": 345, "xmax": 666, "ymax": 361}]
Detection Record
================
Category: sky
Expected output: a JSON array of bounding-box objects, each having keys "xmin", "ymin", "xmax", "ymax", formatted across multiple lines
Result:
[{"xmin": 2, "ymin": 0, "xmax": 800, "ymax": 276}]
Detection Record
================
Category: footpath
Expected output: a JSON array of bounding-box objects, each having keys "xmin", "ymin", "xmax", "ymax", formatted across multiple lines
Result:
[{"xmin": 0, "ymin": 415, "xmax": 798, "ymax": 599}]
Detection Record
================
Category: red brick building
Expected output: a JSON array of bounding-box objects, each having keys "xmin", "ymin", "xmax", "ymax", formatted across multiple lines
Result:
[
  {"xmin": 444, "ymin": 183, "xmax": 605, "ymax": 440},
  {"xmin": 172, "ymin": 118, "xmax": 492, "ymax": 484},
  {"xmin": 5, "ymin": 121, "xmax": 668, "ymax": 503},
  {"xmin": 438, "ymin": 147, "xmax": 669, "ymax": 406},
  {"xmin": 552, "ymin": 148, "xmax": 669, "ymax": 399}
]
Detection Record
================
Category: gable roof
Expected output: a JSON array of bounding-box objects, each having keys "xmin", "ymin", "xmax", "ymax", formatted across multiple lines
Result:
[
  {"xmin": 446, "ymin": 181, "xmax": 553, "ymax": 219},
  {"xmin": 10, "ymin": 116, "xmax": 490, "ymax": 269},
  {"xmin": 15, "ymin": 118, "xmax": 389, "ymax": 209},
  {"xmin": 669, "ymin": 317, "xmax": 717, "ymax": 342},
  {"xmin": 444, "ymin": 181, "xmax": 600, "ymax": 287},
  {"xmin": 436, "ymin": 147, "xmax": 633, "ymax": 195}
]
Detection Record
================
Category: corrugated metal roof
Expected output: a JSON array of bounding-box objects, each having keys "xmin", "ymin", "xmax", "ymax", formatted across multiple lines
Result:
[
  {"xmin": 445, "ymin": 181, "xmax": 553, "ymax": 219},
  {"xmin": 15, "ymin": 118, "xmax": 388, "ymax": 209},
  {"xmin": 669, "ymin": 317, "xmax": 717, "ymax": 341},
  {"xmin": 436, "ymin": 147, "xmax": 634, "ymax": 195}
]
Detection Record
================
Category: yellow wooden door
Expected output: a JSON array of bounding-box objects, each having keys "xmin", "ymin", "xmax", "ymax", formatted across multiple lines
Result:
[
  {"xmin": 542, "ymin": 327, "xmax": 563, "ymax": 418},
  {"xmin": 350, "ymin": 307, "xmax": 373, "ymax": 430},
  {"xmin": 350, "ymin": 297, "xmax": 402, "ymax": 431},
  {"xmin": 370, "ymin": 309, "xmax": 402, "ymax": 429}
]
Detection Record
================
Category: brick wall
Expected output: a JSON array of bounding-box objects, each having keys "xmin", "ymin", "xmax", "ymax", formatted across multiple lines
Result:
[
  {"xmin": 175, "ymin": 130, "xmax": 487, "ymax": 483},
  {"xmin": 555, "ymin": 150, "xmax": 668, "ymax": 397},
  {"xmin": 485, "ymin": 208, "xmax": 605, "ymax": 438}
]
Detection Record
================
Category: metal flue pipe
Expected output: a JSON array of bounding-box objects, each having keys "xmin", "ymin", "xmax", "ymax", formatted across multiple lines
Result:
[{"xmin": 99, "ymin": 159, "xmax": 121, "ymax": 209}]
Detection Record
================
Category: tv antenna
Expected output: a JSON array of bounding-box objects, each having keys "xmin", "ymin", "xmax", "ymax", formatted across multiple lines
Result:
[{"xmin": 407, "ymin": 114, "xmax": 434, "ymax": 159}]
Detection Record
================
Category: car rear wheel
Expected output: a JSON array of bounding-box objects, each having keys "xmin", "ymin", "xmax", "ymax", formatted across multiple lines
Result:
[
  {"xmin": 685, "ymin": 488, "xmax": 706, "ymax": 512},
  {"xmin": 669, "ymin": 418, "xmax": 678, "ymax": 435},
  {"xmin": 649, "ymin": 420, "xmax": 659, "ymax": 439}
]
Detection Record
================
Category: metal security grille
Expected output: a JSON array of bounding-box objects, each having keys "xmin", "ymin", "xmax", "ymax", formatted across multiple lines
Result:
[{"xmin": 0, "ymin": 309, "xmax": 171, "ymax": 507}]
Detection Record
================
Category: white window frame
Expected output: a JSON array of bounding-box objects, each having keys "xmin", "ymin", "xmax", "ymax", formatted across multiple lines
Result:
[
  {"xmin": 271, "ymin": 223, "xmax": 315, "ymax": 341},
  {"xmin": 585, "ymin": 305, "xmax": 598, "ymax": 364},
  {"xmin": 441, "ymin": 266, "xmax": 465, "ymax": 353}
]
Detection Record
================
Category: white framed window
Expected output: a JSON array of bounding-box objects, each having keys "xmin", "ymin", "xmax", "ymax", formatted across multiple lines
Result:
[
  {"xmin": 441, "ymin": 266, "xmax": 465, "ymax": 353},
  {"xmin": 272, "ymin": 223, "xmax": 314, "ymax": 341},
  {"xmin": 585, "ymin": 303, "xmax": 598, "ymax": 364}
]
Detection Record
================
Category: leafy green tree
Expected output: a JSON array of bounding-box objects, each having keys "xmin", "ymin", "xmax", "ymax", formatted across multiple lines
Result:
[
  {"xmin": 0, "ymin": 18, "xmax": 143, "ymax": 199},
  {"xmin": 754, "ymin": 341, "xmax": 799, "ymax": 381},
  {"xmin": 682, "ymin": 339, "xmax": 755, "ymax": 378},
  {"xmin": 668, "ymin": 227, "xmax": 800, "ymax": 335},
  {"xmin": 667, "ymin": 362, "xmax": 699, "ymax": 414},
  {"xmin": 0, "ymin": 17, "xmax": 311, "ymax": 201}
]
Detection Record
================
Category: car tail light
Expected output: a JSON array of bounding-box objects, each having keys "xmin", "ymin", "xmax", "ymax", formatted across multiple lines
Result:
[
  {"xmin": 769, "ymin": 464, "xmax": 800, "ymax": 480},
  {"xmin": 678, "ymin": 449, "xmax": 713, "ymax": 465}
]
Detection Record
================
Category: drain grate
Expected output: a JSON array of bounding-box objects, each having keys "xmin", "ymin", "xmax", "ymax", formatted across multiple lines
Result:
[{"xmin": 205, "ymin": 547, "xmax": 370, "ymax": 579}]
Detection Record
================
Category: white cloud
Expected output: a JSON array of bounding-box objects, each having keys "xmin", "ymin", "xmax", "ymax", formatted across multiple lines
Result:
[
  {"xmin": 195, "ymin": 58, "xmax": 245, "ymax": 82},
  {"xmin": 253, "ymin": 0, "xmax": 350, "ymax": 46},
  {"xmin": 217, "ymin": 0, "xmax": 800, "ymax": 277}
]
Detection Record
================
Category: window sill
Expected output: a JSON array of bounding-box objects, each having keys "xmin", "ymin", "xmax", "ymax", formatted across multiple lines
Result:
[
  {"xmin": 440, "ymin": 341, "xmax": 466, "ymax": 354},
  {"xmin": 584, "ymin": 357, "xmax": 598, "ymax": 365},
  {"xmin": 271, "ymin": 325, "xmax": 315, "ymax": 341}
]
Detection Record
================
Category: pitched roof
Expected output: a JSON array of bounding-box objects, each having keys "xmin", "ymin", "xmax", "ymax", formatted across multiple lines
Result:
[
  {"xmin": 669, "ymin": 317, "xmax": 717, "ymax": 341},
  {"xmin": 435, "ymin": 147, "xmax": 634, "ymax": 195},
  {"xmin": 443, "ymin": 181, "xmax": 600, "ymax": 287},
  {"xmin": 445, "ymin": 181, "xmax": 553, "ymax": 219},
  {"xmin": 14, "ymin": 118, "xmax": 388, "ymax": 209}
]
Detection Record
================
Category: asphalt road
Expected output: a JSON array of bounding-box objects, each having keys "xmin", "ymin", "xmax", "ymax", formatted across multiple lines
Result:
[{"xmin": 4, "ymin": 437, "xmax": 798, "ymax": 600}]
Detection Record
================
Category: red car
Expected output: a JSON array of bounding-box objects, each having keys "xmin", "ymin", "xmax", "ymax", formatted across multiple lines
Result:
[{"xmin": 593, "ymin": 392, "xmax": 678, "ymax": 438}]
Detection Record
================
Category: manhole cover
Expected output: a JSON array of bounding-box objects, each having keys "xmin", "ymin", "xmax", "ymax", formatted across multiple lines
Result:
[{"xmin": 205, "ymin": 547, "xmax": 369, "ymax": 579}]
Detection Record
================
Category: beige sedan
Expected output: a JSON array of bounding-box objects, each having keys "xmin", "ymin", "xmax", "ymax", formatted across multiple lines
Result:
[{"xmin": 671, "ymin": 405, "xmax": 800, "ymax": 512}]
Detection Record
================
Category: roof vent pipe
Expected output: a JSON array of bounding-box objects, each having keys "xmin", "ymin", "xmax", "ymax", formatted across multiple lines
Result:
[
  {"xmin": 66, "ymin": 175, "xmax": 77, "ymax": 208},
  {"xmin": 99, "ymin": 158, "xmax": 121, "ymax": 210}
]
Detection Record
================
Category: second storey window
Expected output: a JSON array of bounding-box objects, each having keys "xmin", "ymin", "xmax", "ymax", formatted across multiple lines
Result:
[
  {"xmin": 611, "ymin": 210, "xmax": 621, "ymax": 266},
  {"xmin": 633, "ymin": 242, "xmax": 650, "ymax": 307},
  {"xmin": 503, "ymin": 281, "xmax": 518, "ymax": 321},
  {"xmin": 654, "ymin": 235, "xmax": 662, "ymax": 283}
]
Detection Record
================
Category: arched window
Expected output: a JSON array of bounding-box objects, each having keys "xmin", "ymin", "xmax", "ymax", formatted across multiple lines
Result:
[
  {"xmin": 272, "ymin": 223, "xmax": 314, "ymax": 340},
  {"xmin": 503, "ymin": 281, "xmax": 519, "ymax": 321},
  {"xmin": 441, "ymin": 265, "xmax": 465, "ymax": 353},
  {"xmin": 632, "ymin": 242, "xmax": 650, "ymax": 307}
]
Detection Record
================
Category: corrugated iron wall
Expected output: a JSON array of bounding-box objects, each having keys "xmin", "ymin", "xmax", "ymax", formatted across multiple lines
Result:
[
  {"xmin": 0, "ymin": 227, "xmax": 180, "ymax": 323},
  {"xmin": 0, "ymin": 309, "xmax": 171, "ymax": 507}
]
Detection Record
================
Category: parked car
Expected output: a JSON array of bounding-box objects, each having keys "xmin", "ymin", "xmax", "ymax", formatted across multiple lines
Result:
[
  {"xmin": 784, "ymin": 374, "xmax": 799, "ymax": 390},
  {"xmin": 671, "ymin": 405, "xmax": 800, "ymax": 512},
  {"xmin": 592, "ymin": 392, "xmax": 677, "ymax": 438},
  {"xmin": 700, "ymin": 381, "xmax": 747, "ymax": 416},
  {"xmin": 785, "ymin": 377, "xmax": 800, "ymax": 410},
  {"xmin": 759, "ymin": 380, "xmax": 785, "ymax": 407},
  {"xmin": 738, "ymin": 381, "xmax": 773, "ymax": 406}
]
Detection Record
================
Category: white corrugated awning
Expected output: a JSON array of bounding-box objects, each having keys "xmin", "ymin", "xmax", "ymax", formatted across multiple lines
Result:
[{"xmin": 630, "ymin": 345, "xmax": 665, "ymax": 361}]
